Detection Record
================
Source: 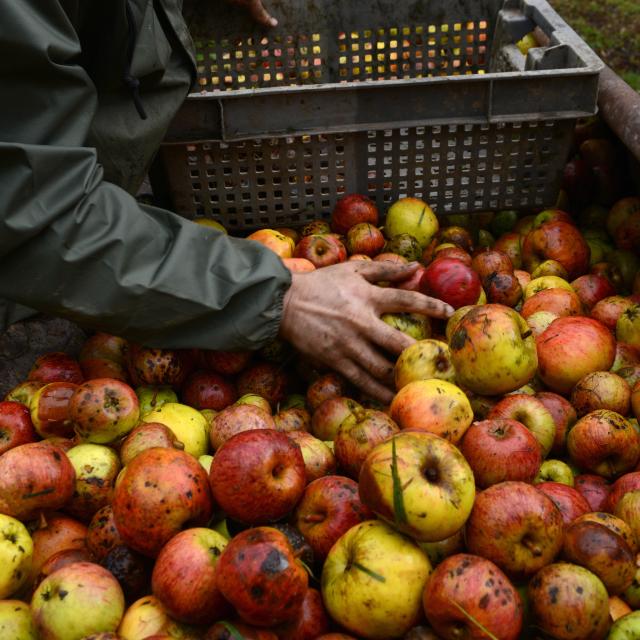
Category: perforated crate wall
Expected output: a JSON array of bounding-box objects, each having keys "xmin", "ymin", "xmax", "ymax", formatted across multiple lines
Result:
[{"xmin": 160, "ymin": 118, "xmax": 574, "ymax": 229}]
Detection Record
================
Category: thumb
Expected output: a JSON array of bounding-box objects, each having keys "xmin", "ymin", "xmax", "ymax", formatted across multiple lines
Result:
[
  {"xmin": 249, "ymin": 0, "xmax": 278, "ymax": 27},
  {"xmin": 356, "ymin": 261, "xmax": 420, "ymax": 283}
]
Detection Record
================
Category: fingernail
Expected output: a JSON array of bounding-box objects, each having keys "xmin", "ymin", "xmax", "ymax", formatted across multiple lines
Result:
[{"xmin": 270, "ymin": 17, "xmax": 278, "ymax": 26}]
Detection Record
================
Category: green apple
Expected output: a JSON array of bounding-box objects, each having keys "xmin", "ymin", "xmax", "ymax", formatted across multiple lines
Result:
[
  {"xmin": 381, "ymin": 313, "xmax": 431, "ymax": 341},
  {"xmin": 359, "ymin": 431, "xmax": 475, "ymax": 542},
  {"xmin": 234, "ymin": 393, "xmax": 271, "ymax": 414},
  {"xmin": 384, "ymin": 198, "xmax": 438, "ymax": 249},
  {"xmin": 0, "ymin": 600, "xmax": 36, "ymax": 639},
  {"xmin": 617, "ymin": 304, "xmax": 640, "ymax": 349},
  {"xmin": 0, "ymin": 514, "xmax": 32, "ymax": 598},
  {"xmin": 32, "ymin": 562, "xmax": 124, "ymax": 639},
  {"xmin": 136, "ymin": 386, "xmax": 178, "ymax": 416},
  {"xmin": 608, "ymin": 610, "xmax": 640, "ymax": 639},
  {"xmin": 491, "ymin": 210, "xmax": 519, "ymax": 236},
  {"xmin": 534, "ymin": 459, "xmax": 574, "ymax": 486},
  {"xmin": 198, "ymin": 454, "xmax": 213, "ymax": 474},
  {"xmin": 322, "ymin": 520, "xmax": 431, "ymax": 639},
  {"xmin": 142, "ymin": 402, "xmax": 209, "ymax": 458}
]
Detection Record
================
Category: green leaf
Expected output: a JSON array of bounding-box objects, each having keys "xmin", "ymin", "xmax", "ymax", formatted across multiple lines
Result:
[
  {"xmin": 299, "ymin": 559, "xmax": 317, "ymax": 581},
  {"xmin": 391, "ymin": 437, "xmax": 408, "ymax": 525},
  {"xmin": 449, "ymin": 599, "xmax": 499, "ymax": 640},
  {"xmin": 352, "ymin": 561, "xmax": 386, "ymax": 582},
  {"xmin": 219, "ymin": 620, "xmax": 244, "ymax": 640}
]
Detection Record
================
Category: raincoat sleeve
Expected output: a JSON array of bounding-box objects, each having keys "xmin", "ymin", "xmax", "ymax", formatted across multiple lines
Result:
[{"xmin": 0, "ymin": 0, "xmax": 292, "ymax": 351}]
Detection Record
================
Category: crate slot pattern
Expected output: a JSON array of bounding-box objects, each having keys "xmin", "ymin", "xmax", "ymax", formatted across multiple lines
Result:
[{"xmin": 163, "ymin": 119, "xmax": 572, "ymax": 228}]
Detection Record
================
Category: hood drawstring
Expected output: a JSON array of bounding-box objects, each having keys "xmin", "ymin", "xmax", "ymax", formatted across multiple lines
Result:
[{"xmin": 124, "ymin": 0, "xmax": 148, "ymax": 120}]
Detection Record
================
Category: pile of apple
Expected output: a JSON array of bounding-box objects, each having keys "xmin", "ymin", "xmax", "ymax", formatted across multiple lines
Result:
[{"xmin": 2, "ymin": 126, "xmax": 640, "ymax": 640}]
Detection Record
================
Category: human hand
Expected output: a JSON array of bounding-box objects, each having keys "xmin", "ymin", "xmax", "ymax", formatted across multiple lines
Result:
[
  {"xmin": 226, "ymin": 0, "xmax": 278, "ymax": 27},
  {"xmin": 279, "ymin": 261, "xmax": 454, "ymax": 404}
]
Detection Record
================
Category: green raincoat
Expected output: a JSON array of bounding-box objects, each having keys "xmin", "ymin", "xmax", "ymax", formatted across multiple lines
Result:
[{"xmin": 0, "ymin": 0, "xmax": 291, "ymax": 351}]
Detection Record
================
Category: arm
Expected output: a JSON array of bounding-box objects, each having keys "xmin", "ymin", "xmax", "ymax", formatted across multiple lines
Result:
[{"xmin": 0, "ymin": 0, "xmax": 291, "ymax": 351}]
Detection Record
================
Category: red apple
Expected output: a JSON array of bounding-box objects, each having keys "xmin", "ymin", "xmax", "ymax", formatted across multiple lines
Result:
[
  {"xmin": 237, "ymin": 362, "xmax": 288, "ymax": 410},
  {"xmin": 345, "ymin": 222, "xmax": 385, "ymax": 257},
  {"xmin": 460, "ymin": 419, "xmax": 542, "ymax": 488},
  {"xmin": 614, "ymin": 211, "xmax": 640, "ymax": 252},
  {"xmin": 209, "ymin": 429, "xmax": 306, "ymax": 524},
  {"xmin": 203, "ymin": 349, "xmax": 252, "ymax": 376},
  {"xmin": 331, "ymin": 194, "xmax": 379, "ymax": 235},
  {"xmin": 423, "ymin": 554, "xmax": 523, "ymax": 640},
  {"xmin": 292, "ymin": 475, "xmax": 373, "ymax": 561},
  {"xmin": 283, "ymin": 257, "xmax": 316, "ymax": 273},
  {"xmin": 571, "ymin": 274, "xmax": 616, "ymax": 309},
  {"xmin": 520, "ymin": 287, "xmax": 584, "ymax": 320},
  {"xmin": 33, "ymin": 547, "xmax": 94, "ymax": 592},
  {"xmin": 112, "ymin": 447, "xmax": 213, "ymax": 557},
  {"xmin": 591, "ymin": 262, "xmax": 626, "ymax": 294},
  {"xmin": 151, "ymin": 527, "xmax": 229, "ymax": 625},
  {"xmin": 306, "ymin": 373, "xmax": 348, "ymax": 412},
  {"xmin": 247, "ymin": 229, "xmax": 295, "ymax": 259},
  {"xmin": 570, "ymin": 373, "xmax": 632, "ymax": 417},
  {"xmin": 80, "ymin": 333, "xmax": 129, "ymax": 365},
  {"xmin": 274, "ymin": 407, "xmax": 311, "ymax": 433},
  {"xmin": 293, "ymin": 234, "xmax": 347, "ymax": 268},
  {"xmin": 536, "ymin": 317, "xmax": 616, "ymax": 394},
  {"xmin": 274, "ymin": 588, "xmax": 330, "ymax": 640},
  {"xmin": 568, "ymin": 410, "xmax": 640, "ymax": 478},
  {"xmin": 310, "ymin": 396, "xmax": 361, "ymax": 441},
  {"xmin": 286, "ymin": 430, "xmax": 336, "ymax": 483},
  {"xmin": 80, "ymin": 358, "xmax": 130, "ymax": 383},
  {"xmin": 0, "ymin": 400, "xmax": 36, "ymax": 454},
  {"xmin": 420, "ymin": 257, "xmax": 482, "ymax": 310},
  {"xmin": 301, "ymin": 219, "xmax": 332, "ymax": 237},
  {"xmin": 102, "ymin": 543, "xmax": 153, "ymax": 603},
  {"xmin": 574, "ymin": 475, "xmax": 611, "ymax": 512},
  {"xmin": 536, "ymin": 481, "xmax": 591, "ymax": 526},
  {"xmin": 215, "ymin": 527, "xmax": 308, "ymax": 627},
  {"xmin": 465, "ymin": 481, "xmax": 564, "ymax": 579},
  {"xmin": 395, "ymin": 264, "xmax": 427, "ymax": 292},
  {"xmin": 28, "ymin": 352, "xmax": 84, "ymax": 385},
  {"xmin": 69, "ymin": 378, "xmax": 140, "ymax": 444},
  {"xmin": 86, "ymin": 505, "xmax": 124, "ymax": 562},
  {"xmin": 471, "ymin": 250, "xmax": 514, "ymax": 280},
  {"xmin": 209, "ymin": 403, "xmax": 276, "ymax": 450},
  {"xmin": 484, "ymin": 272, "xmax": 523, "ymax": 307},
  {"xmin": 0, "ymin": 441, "xmax": 75, "ymax": 521},
  {"xmin": 127, "ymin": 345, "xmax": 188, "ymax": 388},
  {"xmin": 437, "ymin": 226, "xmax": 474, "ymax": 253},
  {"xmin": 181, "ymin": 370, "xmax": 237, "ymax": 411},
  {"xmin": 493, "ymin": 232, "xmax": 523, "ymax": 269},
  {"xmin": 522, "ymin": 221, "xmax": 590, "ymax": 280},
  {"xmin": 536, "ymin": 391, "xmax": 578, "ymax": 456},
  {"xmin": 119, "ymin": 422, "xmax": 184, "ymax": 465},
  {"xmin": 612, "ymin": 343, "xmax": 640, "ymax": 372},
  {"xmin": 30, "ymin": 381, "xmax": 78, "ymax": 439},
  {"xmin": 605, "ymin": 471, "xmax": 640, "ymax": 513},
  {"xmin": 430, "ymin": 246, "xmax": 473, "ymax": 266}
]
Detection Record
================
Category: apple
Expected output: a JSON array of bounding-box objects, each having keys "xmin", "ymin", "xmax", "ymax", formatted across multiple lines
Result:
[
  {"xmin": 285, "ymin": 430, "xmax": 336, "ymax": 483},
  {"xmin": 384, "ymin": 232, "xmax": 423, "ymax": 261},
  {"xmin": 246, "ymin": 229, "xmax": 295, "ymax": 258},
  {"xmin": 274, "ymin": 406, "xmax": 311, "ymax": 432},
  {"xmin": 33, "ymin": 546, "xmax": 93, "ymax": 592},
  {"xmin": 292, "ymin": 475, "xmax": 373, "ymax": 561},
  {"xmin": 522, "ymin": 221, "xmax": 590, "ymax": 280},
  {"xmin": 526, "ymin": 310, "xmax": 559, "ymax": 339},
  {"xmin": 28, "ymin": 352, "xmax": 84, "ymax": 385},
  {"xmin": 524, "ymin": 275, "xmax": 574, "ymax": 299},
  {"xmin": 0, "ymin": 600, "xmax": 36, "ymax": 639},
  {"xmin": 237, "ymin": 362, "xmax": 287, "ymax": 410},
  {"xmin": 235, "ymin": 393, "xmax": 272, "ymax": 414},
  {"xmin": 0, "ymin": 400, "xmax": 36, "ymax": 454},
  {"xmin": 493, "ymin": 232, "xmax": 522, "ymax": 269},
  {"xmin": 534, "ymin": 459, "xmax": 575, "ymax": 486},
  {"xmin": 209, "ymin": 403, "xmax": 275, "ymax": 451},
  {"xmin": 390, "ymin": 379, "xmax": 473, "ymax": 444},
  {"xmin": 301, "ymin": 218, "xmax": 332, "ymax": 237},
  {"xmin": 69, "ymin": 378, "xmax": 139, "ymax": 444},
  {"xmin": 294, "ymin": 234, "xmax": 347, "ymax": 268},
  {"xmin": 487, "ymin": 394, "xmax": 556, "ymax": 456},
  {"xmin": 322, "ymin": 520, "xmax": 431, "ymax": 639},
  {"xmin": 562, "ymin": 519, "xmax": 635, "ymax": 595},
  {"xmin": 86, "ymin": 506, "xmax": 123, "ymax": 562},
  {"xmin": 520, "ymin": 287, "xmax": 583, "ymax": 319},
  {"xmin": 127, "ymin": 345, "xmax": 187, "ymax": 388},
  {"xmin": 536, "ymin": 316, "xmax": 616, "ymax": 394},
  {"xmin": 80, "ymin": 332, "xmax": 128, "ymax": 364},
  {"xmin": 613, "ymin": 342, "xmax": 640, "ymax": 372},
  {"xmin": 634, "ymin": 381, "xmax": 640, "ymax": 421},
  {"xmin": 574, "ymin": 512, "xmax": 638, "ymax": 554},
  {"xmin": 395, "ymin": 264, "xmax": 427, "ymax": 292},
  {"xmin": 608, "ymin": 196, "xmax": 640, "ymax": 237},
  {"xmin": 306, "ymin": 373, "xmax": 348, "ymax": 412},
  {"xmin": 0, "ymin": 514, "xmax": 32, "ymax": 598},
  {"xmin": 0, "ymin": 442, "xmax": 75, "ymax": 521},
  {"xmin": 471, "ymin": 249, "xmax": 513, "ymax": 280},
  {"xmin": 31, "ymin": 562, "xmax": 124, "ymax": 638},
  {"xmin": 81, "ymin": 358, "xmax": 130, "ymax": 383},
  {"xmin": 180, "ymin": 370, "xmax": 236, "ymax": 411},
  {"xmin": 310, "ymin": 397, "xmax": 362, "ymax": 441},
  {"xmin": 283, "ymin": 257, "xmax": 316, "ymax": 273},
  {"xmin": 437, "ymin": 226, "xmax": 474, "ymax": 253},
  {"xmin": 209, "ymin": 429, "xmax": 305, "ymax": 524},
  {"xmin": 617, "ymin": 303, "xmax": 640, "ymax": 348},
  {"xmin": 605, "ymin": 471, "xmax": 640, "ymax": 513},
  {"xmin": 202, "ymin": 349, "xmax": 252, "ymax": 376},
  {"xmin": 205, "ymin": 621, "xmax": 278, "ymax": 640},
  {"xmin": 216, "ymin": 526, "xmax": 308, "ymax": 627},
  {"xmin": 528, "ymin": 563, "xmax": 610, "ymax": 640},
  {"xmin": 622, "ymin": 553, "xmax": 640, "ymax": 609},
  {"xmin": 536, "ymin": 481, "xmax": 591, "ymax": 526},
  {"xmin": 330, "ymin": 194, "xmax": 378, "ymax": 235},
  {"xmin": 119, "ymin": 422, "xmax": 184, "ymax": 465},
  {"xmin": 358, "ymin": 431, "xmax": 475, "ymax": 542},
  {"xmin": 449, "ymin": 304, "xmax": 538, "ymax": 396},
  {"xmin": 3, "ymin": 381, "xmax": 44, "ymax": 407},
  {"xmin": 29, "ymin": 381, "xmax": 78, "ymax": 439},
  {"xmin": 536, "ymin": 391, "xmax": 578, "ymax": 455},
  {"xmin": 394, "ymin": 340, "xmax": 455, "ymax": 390},
  {"xmin": 571, "ymin": 274, "xmax": 616, "ymax": 309},
  {"xmin": 423, "ymin": 553, "xmax": 523, "ymax": 640},
  {"xmin": 420, "ymin": 258, "xmax": 482, "ymax": 310},
  {"xmin": 381, "ymin": 312, "xmax": 431, "ymax": 340},
  {"xmin": 430, "ymin": 245, "xmax": 472, "ymax": 266},
  {"xmin": 609, "ymin": 611, "xmax": 640, "ymax": 639},
  {"xmin": 344, "ymin": 223, "xmax": 385, "ymax": 257},
  {"xmin": 465, "ymin": 482, "xmax": 564, "ymax": 579},
  {"xmin": 385, "ymin": 198, "xmax": 438, "ymax": 248},
  {"xmin": 116, "ymin": 595, "xmax": 198, "ymax": 639},
  {"xmin": 459, "ymin": 419, "xmax": 542, "ymax": 488},
  {"xmin": 571, "ymin": 372, "xmax": 631, "ymax": 417},
  {"xmin": 574, "ymin": 475, "xmax": 611, "ymax": 512},
  {"xmin": 513, "ymin": 268, "xmax": 531, "ymax": 291},
  {"xmin": 274, "ymin": 587, "xmax": 330, "ymax": 640},
  {"xmin": 484, "ymin": 271, "xmax": 523, "ymax": 307},
  {"xmin": 112, "ymin": 447, "xmax": 213, "ymax": 557},
  {"xmin": 142, "ymin": 402, "xmax": 209, "ymax": 457},
  {"xmin": 135, "ymin": 385, "xmax": 178, "ymax": 416},
  {"xmin": 419, "ymin": 529, "xmax": 465, "ymax": 567},
  {"xmin": 567, "ymin": 410, "xmax": 640, "ymax": 478},
  {"xmin": 334, "ymin": 409, "xmax": 399, "ymax": 479}
]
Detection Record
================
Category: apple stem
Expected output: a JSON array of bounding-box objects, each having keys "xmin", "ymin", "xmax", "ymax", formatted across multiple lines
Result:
[
  {"xmin": 303, "ymin": 514, "xmax": 325, "ymax": 523},
  {"xmin": 522, "ymin": 330, "xmax": 533, "ymax": 339}
]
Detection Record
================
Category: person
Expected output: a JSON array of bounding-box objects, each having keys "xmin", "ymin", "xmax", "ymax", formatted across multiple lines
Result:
[{"xmin": 0, "ymin": 0, "xmax": 452, "ymax": 403}]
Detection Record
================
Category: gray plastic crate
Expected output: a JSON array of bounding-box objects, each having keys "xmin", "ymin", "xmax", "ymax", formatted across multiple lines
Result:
[{"xmin": 156, "ymin": 0, "xmax": 603, "ymax": 231}]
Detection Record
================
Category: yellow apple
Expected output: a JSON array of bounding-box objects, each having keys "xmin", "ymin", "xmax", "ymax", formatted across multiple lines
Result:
[
  {"xmin": 247, "ymin": 229, "xmax": 295, "ymax": 259},
  {"xmin": 385, "ymin": 198, "xmax": 439, "ymax": 249},
  {"xmin": 142, "ymin": 403, "xmax": 209, "ymax": 458},
  {"xmin": 524, "ymin": 275, "xmax": 573, "ymax": 300},
  {"xmin": 0, "ymin": 514, "xmax": 32, "ymax": 598},
  {"xmin": 0, "ymin": 600, "xmax": 37, "ymax": 639}
]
